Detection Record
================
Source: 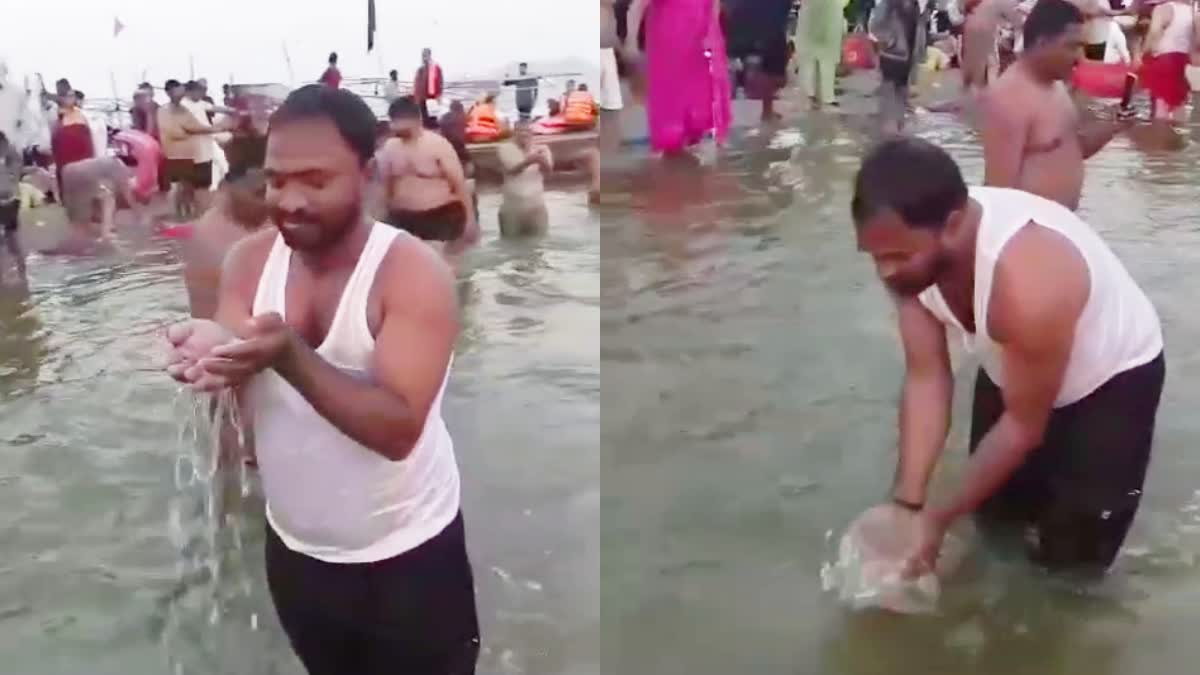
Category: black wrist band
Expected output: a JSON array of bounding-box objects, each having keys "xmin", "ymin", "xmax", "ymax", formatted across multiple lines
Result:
[{"xmin": 892, "ymin": 496, "xmax": 924, "ymax": 512}]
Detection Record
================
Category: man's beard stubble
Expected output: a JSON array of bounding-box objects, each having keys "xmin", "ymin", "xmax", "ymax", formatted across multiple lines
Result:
[{"xmin": 275, "ymin": 192, "xmax": 366, "ymax": 251}]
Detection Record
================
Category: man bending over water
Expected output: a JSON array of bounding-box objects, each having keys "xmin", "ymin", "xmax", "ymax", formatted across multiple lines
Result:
[
  {"xmin": 165, "ymin": 84, "xmax": 478, "ymax": 674},
  {"xmin": 377, "ymin": 96, "xmax": 478, "ymax": 253},
  {"xmin": 982, "ymin": 0, "xmax": 1129, "ymax": 210},
  {"xmin": 45, "ymin": 155, "xmax": 145, "ymax": 255},
  {"xmin": 853, "ymin": 137, "xmax": 1164, "ymax": 576}
]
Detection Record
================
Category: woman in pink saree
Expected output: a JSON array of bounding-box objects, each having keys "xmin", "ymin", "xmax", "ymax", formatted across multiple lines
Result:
[{"xmin": 623, "ymin": 0, "xmax": 732, "ymax": 154}]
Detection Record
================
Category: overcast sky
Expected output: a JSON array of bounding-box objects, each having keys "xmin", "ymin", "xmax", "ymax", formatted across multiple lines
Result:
[{"xmin": 0, "ymin": 0, "xmax": 597, "ymax": 98}]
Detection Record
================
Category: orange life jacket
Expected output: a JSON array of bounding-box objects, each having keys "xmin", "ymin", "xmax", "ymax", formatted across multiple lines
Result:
[
  {"xmin": 563, "ymin": 91, "xmax": 596, "ymax": 126},
  {"xmin": 465, "ymin": 103, "xmax": 500, "ymax": 141}
]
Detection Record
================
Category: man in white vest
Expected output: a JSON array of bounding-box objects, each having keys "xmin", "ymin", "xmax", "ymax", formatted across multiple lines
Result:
[{"xmin": 852, "ymin": 136, "xmax": 1164, "ymax": 578}]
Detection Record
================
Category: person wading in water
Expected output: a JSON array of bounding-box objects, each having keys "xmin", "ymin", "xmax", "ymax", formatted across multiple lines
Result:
[
  {"xmin": 981, "ymin": 0, "xmax": 1130, "ymax": 210},
  {"xmin": 165, "ymin": 84, "xmax": 479, "ymax": 675},
  {"xmin": 376, "ymin": 96, "xmax": 478, "ymax": 255},
  {"xmin": 414, "ymin": 48, "xmax": 445, "ymax": 129},
  {"xmin": 852, "ymin": 137, "xmax": 1164, "ymax": 579}
]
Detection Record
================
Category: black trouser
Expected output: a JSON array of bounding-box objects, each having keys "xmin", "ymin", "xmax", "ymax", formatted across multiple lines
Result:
[
  {"xmin": 969, "ymin": 353, "xmax": 1165, "ymax": 573},
  {"xmin": 1084, "ymin": 43, "xmax": 1107, "ymax": 61},
  {"xmin": 266, "ymin": 513, "xmax": 480, "ymax": 675},
  {"xmin": 385, "ymin": 201, "xmax": 467, "ymax": 242}
]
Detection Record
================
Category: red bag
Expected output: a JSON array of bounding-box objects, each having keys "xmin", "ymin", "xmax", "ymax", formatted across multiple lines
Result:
[
  {"xmin": 1072, "ymin": 61, "xmax": 1129, "ymax": 99},
  {"xmin": 842, "ymin": 33, "xmax": 878, "ymax": 71}
]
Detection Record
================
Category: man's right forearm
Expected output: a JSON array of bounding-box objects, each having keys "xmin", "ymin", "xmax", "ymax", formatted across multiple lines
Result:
[{"xmin": 893, "ymin": 369, "xmax": 954, "ymax": 504}]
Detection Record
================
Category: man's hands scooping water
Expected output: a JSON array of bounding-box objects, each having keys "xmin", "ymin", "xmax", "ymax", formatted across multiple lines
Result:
[
  {"xmin": 165, "ymin": 313, "xmax": 297, "ymax": 391},
  {"xmin": 901, "ymin": 508, "xmax": 950, "ymax": 580}
]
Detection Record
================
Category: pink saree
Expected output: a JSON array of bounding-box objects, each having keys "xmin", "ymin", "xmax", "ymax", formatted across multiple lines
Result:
[{"xmin": 644, "ymin": 0, "xmax": 732, "ymax": 153}]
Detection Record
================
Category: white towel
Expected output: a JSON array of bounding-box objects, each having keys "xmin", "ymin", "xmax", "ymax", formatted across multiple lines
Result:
[
  {"xmin": 600, "ymin": 47, "xmax": 624, "ymax": 111},
  {"xmin": 1103, "ymin": 21, "xmax": 1131, "ymax": 64}
]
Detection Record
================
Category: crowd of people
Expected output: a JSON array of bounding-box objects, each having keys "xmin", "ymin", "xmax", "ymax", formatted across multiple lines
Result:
[
  {"xmin": 606, "ymin": 0, "xmax": 1197, "ymax": 155},
  {"xmin": 0, "ymin": 43, "xmax": 606, "ymax": 288}
]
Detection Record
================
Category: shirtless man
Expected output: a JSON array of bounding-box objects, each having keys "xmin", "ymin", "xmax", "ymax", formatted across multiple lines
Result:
[
  {"xmin": 852, "ymin": 136, "xmax": 1164, "ymax": 577},
  {"xmin": 498, "ymin": 122, "xmax": 553, "ymax": 236},
  {"xmin": 182, "ymin": 168, "xmax": 269, "ymax": 319},
  {"xmin": 376, "ymin": 96, "xmax": 478, "ymax": 253},
  {"xmin": 961, "ymin": 0, "xmax": 1024, "ymax": 95},
  {"xmin": 981, "ymin": 0, "xmax": 1130, "ymax": 210},
  {"xmin": 164, "ymin": 84, "xmax": 478, "ymax": 674}
]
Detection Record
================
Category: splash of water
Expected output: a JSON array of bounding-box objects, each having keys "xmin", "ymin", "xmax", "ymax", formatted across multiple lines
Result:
[{"xmin": 160, "ymin": 387, "xmax": 257, "ymax": 674}]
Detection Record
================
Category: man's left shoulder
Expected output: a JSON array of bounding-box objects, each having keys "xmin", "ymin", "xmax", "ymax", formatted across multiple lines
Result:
[
  {"xmin": 995, "ymin": 224, "xmax": 1089, "ymax": 322},
  {"xmin": 378, "ymin": 232, "xmax": 456, "ymax": 307}
]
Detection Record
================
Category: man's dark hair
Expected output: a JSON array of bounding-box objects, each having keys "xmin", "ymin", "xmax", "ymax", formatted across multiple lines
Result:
[
  {"xmin": 0, "ymin": 131, "xmax": 8, "ymax": 144},
  {"xmin": 578, "ymin": 83, "xmax": 588, "ymax": 91},
  {"xmin": 519, "ymin": 62, "xmax": 528, "ymax": 68},
  {"xmin": 389, "ymin": 69, "xmax": 398, "ymax": 79},
  {"xmin": 269, "ymin": 84, "xmax": 378, "ymax": 165},
  {"xmin": 138, "ymin": 81, "xmax": 153, "ymax": 91},
  {"xmin": 164, "ymin": 79, "xmax": 182, "ymax": 91},
  {"xmin": 851, "ymin": 137, "xmax": 968, "ymax": 230},
  {"xmin": 1023, "ymin": 0, "xmax": 1084, "ymax": 51},
  {"xmin": 329, "ymin": 52, "xmax": 338, "ymax": 64},
  {"xmin": 74, "ymin": 90, "xmax": 85, "ymax": 101},
  {"xmin": 185, "ymin": 80, "xmax": 201, "ymax": 93},
  {"xmin": 388, "ymin": 95, "xmax": 421, "ymax": 120}
]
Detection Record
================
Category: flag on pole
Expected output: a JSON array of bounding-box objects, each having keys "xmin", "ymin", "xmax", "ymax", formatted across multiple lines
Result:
[
  {"xmin": 113, "ymin": 16, "xmax": 125, "ymax": 38},
  {"xmin": 367, "ymin": 0, "xmax": 377, "ymax": 52}
]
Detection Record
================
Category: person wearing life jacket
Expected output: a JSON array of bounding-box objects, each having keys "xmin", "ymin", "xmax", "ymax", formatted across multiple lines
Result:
[
  {"xmin": 564, "ymin": 84, "xmax": 599, "ymax": 128},
  {"xmin": 413, "ymin": 47, "xmax": 445, "ymax": 129},
  {"xmin": 464, "ymin": 93, "xmax": 504, "ymax": 142}
]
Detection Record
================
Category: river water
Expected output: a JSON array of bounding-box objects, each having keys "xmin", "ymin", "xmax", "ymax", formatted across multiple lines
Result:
[
  {"xmin": 600, "ymin": 105, "xmax": 1200, "ymax": 674},
  {"xmin": 0, "ymin": 187, "xmax": 598, "ymax": 675}
]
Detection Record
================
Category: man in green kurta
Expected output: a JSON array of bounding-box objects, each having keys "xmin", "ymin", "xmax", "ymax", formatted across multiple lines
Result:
[{"xmin": 795, "ymin": 0, "xmax": 852, "ymax": 107}]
